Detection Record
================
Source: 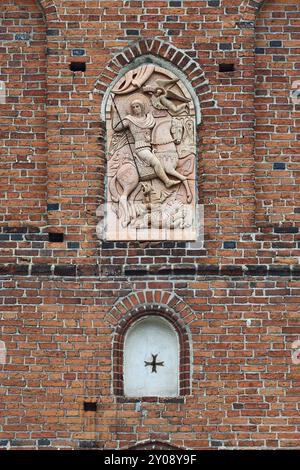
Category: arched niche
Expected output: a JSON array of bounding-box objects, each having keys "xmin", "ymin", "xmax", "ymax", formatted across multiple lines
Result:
[
  {"xmin": 112, "ymin": 304, "xmax": 192, "ymax": 399},
  {"xmin": 124, "ymin": 316, "xmax": 179, "ymax": 397},
  {"xmin": 127, "ymin": 440, "xmax": 183, "ymax": 450},
  {"xmin": 100, "ymin": 60, "xmax": 198, "ymax": 242}
]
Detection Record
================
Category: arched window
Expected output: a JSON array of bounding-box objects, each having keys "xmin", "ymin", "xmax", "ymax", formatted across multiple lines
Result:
[
  {"xmin": 113, "ymin": 307, "xmax": 191, "ymax": 397},
  {"xmin": 127, "ymin": 440, "xmax": 182, "ymax": 450},
  {"xmin": 124, "ymin": 316, "xmax": 179, "ymax": 397}
]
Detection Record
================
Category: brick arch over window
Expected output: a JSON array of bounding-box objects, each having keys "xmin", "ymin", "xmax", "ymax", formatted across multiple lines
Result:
[
  {"xmin": 93, "ymin": 39, "xmax": 214, "ymax": 112},
  {"xmin": 37, "ymin": 0, "xmax": 59, "ymax": 22},
  {"xmin": 106, "ymin": 291, "xmax": 196, "ymax": 397},
  {"xmin": 126, "ymin": 440, "xmax": 183, "ymax": 450},
  {"xmin": 241, "ymin": 0, "xmax": 266, "ymax": 14}
]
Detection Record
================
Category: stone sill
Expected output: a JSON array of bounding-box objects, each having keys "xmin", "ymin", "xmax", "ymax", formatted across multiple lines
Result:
[{"xmin": 116, "ymin": 396, "xmax": 186, "ymax": 404}]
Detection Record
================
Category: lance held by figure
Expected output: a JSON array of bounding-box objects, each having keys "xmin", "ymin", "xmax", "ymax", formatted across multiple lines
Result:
[{"xmin": 112, "ymin": 98, "xmax": 181, "ymax": 189}]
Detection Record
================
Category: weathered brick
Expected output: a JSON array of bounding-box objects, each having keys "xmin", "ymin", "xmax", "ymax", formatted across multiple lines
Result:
[{"xmin": 0, "ymin": 0, "xmax": 299, "ymax": 453}]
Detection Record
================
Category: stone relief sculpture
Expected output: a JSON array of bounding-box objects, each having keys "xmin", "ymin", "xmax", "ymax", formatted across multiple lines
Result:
[{"xmin": 100, "ymin": 64, "xmax": 197, "ymax": 241}]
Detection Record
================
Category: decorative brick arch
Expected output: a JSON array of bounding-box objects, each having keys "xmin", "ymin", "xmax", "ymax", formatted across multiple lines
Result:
[
  {"xmin": 106, "ymin": 291, "xmax": 196, "ymax": 397},
  {"xmin": 93, "ymin": 39, "xmax": 214, "ymax": 112},
  {"xmin": 37, "ymin": 0, "xmax": 59, "ymax": 22},
  {"xmin": 240, "ymin": 0, "xmax": 266, "ymax": 15},
  {"xmin": 126, "ymin": 440, "xmax": 183, "ymax": 450}
]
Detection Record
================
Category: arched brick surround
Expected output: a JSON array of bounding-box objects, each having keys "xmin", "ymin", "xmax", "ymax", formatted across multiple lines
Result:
[
  {"xmin": 37, "ymin": 0, "xmax": 59, "ymax": 22},
  {"xmin": 241, "ymin": 0, "xmax": 266, "ymax": 14},
  {"xmin": 93, "ymin": 39, "xmax": 214, "ymax": 111},
  {"xmin": 106, "ymin": 291, "xmax": 196, "ymax": 397},
  {"xmin": 127, "ymin": 440, "xmax": 182, "ymax": 450}
]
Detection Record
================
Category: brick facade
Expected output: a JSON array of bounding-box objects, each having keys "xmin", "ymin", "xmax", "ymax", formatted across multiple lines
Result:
[{"xmin": 0, "ymin": 0, "xmax": 300, "ymax": 450}]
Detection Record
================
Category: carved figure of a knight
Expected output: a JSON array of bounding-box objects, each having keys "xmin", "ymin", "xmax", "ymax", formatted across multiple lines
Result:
[{"xmin": 102, "ymin": 63, "xmax": 197, "ymax": 241}]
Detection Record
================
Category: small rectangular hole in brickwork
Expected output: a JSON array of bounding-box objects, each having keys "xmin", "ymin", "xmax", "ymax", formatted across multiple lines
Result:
[
  {"xmin": 69, "ymin": 62, "xmax": 86, "ymax": 72},
  {"xmin": 273, "ymin": 162, "xmax": 286, "ymax": 170},
  {"xmin": 219, "ymin": 63, "xmax": 235, "ymax": 73},
  {"xmin": 72, "ymin": 49, "xmax": 85, "ymax": 56},
  {"xmin": 83, "ymin": 402, "xmax": 97, "ymax": 412},
  {"xmin": 48, "ymin": 233, "xmax": 64, "ymax": 243},
  {"xmin": 47, "ymin": 203, "xmax": 59, "ymax": 211}
]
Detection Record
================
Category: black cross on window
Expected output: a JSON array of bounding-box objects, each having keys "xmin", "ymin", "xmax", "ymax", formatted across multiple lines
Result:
[{"xmin": 144, "ymin": 354, "xmax": 164, "ymax": 373}]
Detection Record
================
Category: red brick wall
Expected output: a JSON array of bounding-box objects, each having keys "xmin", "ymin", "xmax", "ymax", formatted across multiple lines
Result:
[
  {"xmin": 255, "ymin": 0, "xmax": 300, "ymax": 228},
  {"xmin": 0, "ymin": 0, "xmax": 300, "ymax": 450},
  {"xmin": 1, "ymin": 277, "xmax": 300, "ymax": 449},
  {"xmin": 0, "ymin": 0, "xmax": 47, "ymax": 227},
  {"xmin": 0, "ymin": 0, "xmax": 298, "ymax": 268}
]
